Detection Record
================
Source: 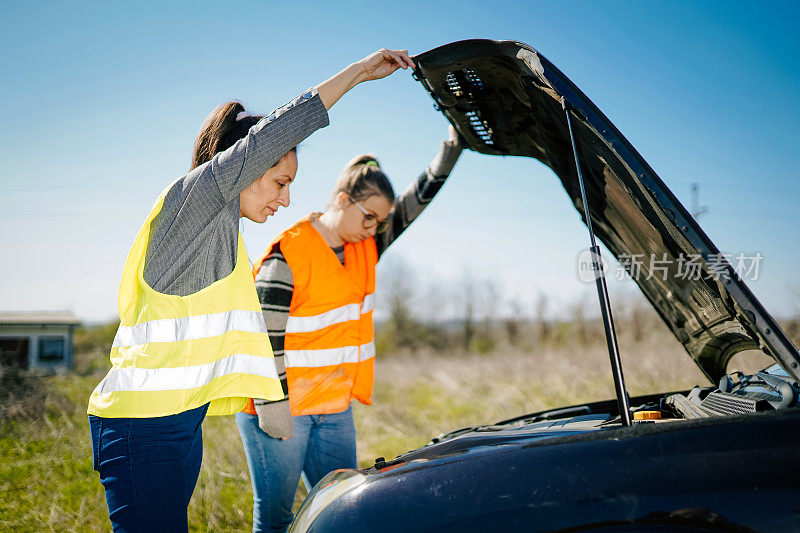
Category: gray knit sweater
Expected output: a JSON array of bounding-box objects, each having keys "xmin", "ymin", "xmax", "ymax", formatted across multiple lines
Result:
[{"xmin": 143, "ymin": 90, "xmax": 329, "ymax": 295}]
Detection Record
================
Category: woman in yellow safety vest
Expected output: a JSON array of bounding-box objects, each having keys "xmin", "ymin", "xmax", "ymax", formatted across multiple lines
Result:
[
  {"xmin": 238, "ymin": 126, "xmax": 462, "ymax": 531},
  {"xmin": 86, "ymin": 48, "xmax": 414, "ymax": 533}
]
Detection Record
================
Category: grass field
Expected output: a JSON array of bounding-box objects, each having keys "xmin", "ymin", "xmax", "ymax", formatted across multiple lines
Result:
[{"xmin": 0, "ymin": 321, "xmax": 779, "ymax": 532}]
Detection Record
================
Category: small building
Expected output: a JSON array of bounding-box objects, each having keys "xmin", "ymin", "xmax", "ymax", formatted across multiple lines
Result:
[{"xmin": 0, "ymin": 311, "xmax": 81, "ymax": 371}]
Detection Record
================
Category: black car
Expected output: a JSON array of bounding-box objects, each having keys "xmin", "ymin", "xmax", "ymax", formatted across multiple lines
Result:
[{"xmin": 288, "ymin": 40, "xmax": 800, "ymax": 533}]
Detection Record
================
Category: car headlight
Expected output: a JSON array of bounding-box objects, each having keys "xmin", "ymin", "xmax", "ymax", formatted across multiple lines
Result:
[{"xmin": 289, "ymin": 469, "xmax": 366, "ymax": 532}]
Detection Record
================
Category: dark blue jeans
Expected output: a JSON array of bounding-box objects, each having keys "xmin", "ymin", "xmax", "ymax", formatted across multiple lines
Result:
[
  {"xmin": 89, "ymin": 403, "xmax": 209, "ymax": 532},
  {"xmin": 235, "ymin": 406, "xmax": 357, "ymax": 533}
]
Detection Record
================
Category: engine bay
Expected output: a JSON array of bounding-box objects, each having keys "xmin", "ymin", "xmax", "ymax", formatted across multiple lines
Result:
[
  {"xmin": 649, "ymin": 363, "xmax": 799, "ymax": 421},
  {"xmin": 426, "ymin": 363, "xmax": 800, "ymax": 448}
]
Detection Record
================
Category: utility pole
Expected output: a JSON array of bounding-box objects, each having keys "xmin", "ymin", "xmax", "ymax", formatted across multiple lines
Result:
[{"xmin": 691, "ymin": 183, "xmax": 709, "ymax": 219}]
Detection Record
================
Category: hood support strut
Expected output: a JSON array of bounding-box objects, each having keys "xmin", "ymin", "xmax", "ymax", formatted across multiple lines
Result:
[{"xmin": 562, "ymin": 97, "xmax": 632, "ymax": 427}]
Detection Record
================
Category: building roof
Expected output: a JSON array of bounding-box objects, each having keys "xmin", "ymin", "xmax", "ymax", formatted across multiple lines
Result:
[{"xmin": 0, "ymin": 311, "xmax": 81, "ymax": 326}]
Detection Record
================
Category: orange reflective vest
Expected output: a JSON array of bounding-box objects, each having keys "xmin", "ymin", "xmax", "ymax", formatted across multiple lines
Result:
[{"xmin": 247, "ymin": 215, "xmax": 378, "ymax": 416}]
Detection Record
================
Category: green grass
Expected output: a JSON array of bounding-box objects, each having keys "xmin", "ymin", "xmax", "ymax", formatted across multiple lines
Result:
[
  {"xmin": 0, "ymin": 331, "xmax": 712, "ymax": 531},
  {"xmin": 0, "ymin": 375, "xmax": 106, "ymax": 531}
]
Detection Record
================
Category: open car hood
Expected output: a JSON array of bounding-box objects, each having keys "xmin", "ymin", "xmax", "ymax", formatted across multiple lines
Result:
[{"xmin": 412, "ymin": 39, "xmax": 800, "ymax": 383}]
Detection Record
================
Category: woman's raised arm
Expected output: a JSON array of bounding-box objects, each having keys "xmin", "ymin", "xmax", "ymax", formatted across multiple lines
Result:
[
  {"xmin": 316, "ymin": 49, "xmax": 414, "ymax": 110},
  {"xmin": 211, "ymin": 48, "xmax": 414, "ymax": 202},
  {"xmin": 375, "ymin": 126, "xmax": 463, "ymax": 257}
]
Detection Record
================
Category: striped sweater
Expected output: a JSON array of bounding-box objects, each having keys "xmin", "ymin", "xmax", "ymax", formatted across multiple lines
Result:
[{"xmin": 254, "ymin": 139, "xmax": 463, "ymax": 409}]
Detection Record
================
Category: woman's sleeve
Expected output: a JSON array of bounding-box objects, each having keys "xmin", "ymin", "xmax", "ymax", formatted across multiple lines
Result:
[
  {"xmin": 253, "ymin": 242, "xmax": 294, "ymax": 404},
  {"xmin": 375, "ymin": 139, "xmax": 463, "ymax": 256},
  {"xmin": 143, "ymin": 90, "xmax": 328, "ymax": 296},
  {"xmin": 212, "ymin": 89, "xmax": 330, "ymax": 201}
]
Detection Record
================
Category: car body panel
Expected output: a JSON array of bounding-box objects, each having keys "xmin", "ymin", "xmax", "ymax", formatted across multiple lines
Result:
[
  {"xmin": 411, "ymin": 39, "xmax": 799, "ymax": 384},
  {"xmin": 289, "ymin": 40, "xmax": 800, "ymax": 533},
  {"xmin": 304, "ymin": 409, "xmax": 800, "ymax": 532}
]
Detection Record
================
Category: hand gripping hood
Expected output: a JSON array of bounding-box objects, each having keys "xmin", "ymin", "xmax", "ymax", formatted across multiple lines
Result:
[{"xmin": 412, "ymin": 39, "xmax": 800, "ymax": 383}]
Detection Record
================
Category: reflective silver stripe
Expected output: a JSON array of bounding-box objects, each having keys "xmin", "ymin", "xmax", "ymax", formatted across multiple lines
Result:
[
  {"xmin": 94, "ymin": 353, "xmax": 279, "ymax": 394},
  {"xmin": 285, "ymin": 293, "xmax": 375, "ymax": 334},
  {"xmin": 360, "ymin": 341, "xmax": 376, "ymax": 362},
  {"xmin": 362, "ymin": 293, "xmax": 375, "ymax": 313},
  {"xmin": 286, "ymin": 303, "xmax": 360, "ymax": 334},
  {"xmin": 112, "ymin": 310, "xmax": 267, "ymax": 348},
  {"xmin": 285, "ymin": 341, "xmax": 375, "ymax": 368}
]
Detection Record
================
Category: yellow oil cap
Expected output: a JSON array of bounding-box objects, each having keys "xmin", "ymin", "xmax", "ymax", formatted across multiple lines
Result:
[{"xmin": 633, "ymin": 410, "xmax": 662, "ymax": 420}]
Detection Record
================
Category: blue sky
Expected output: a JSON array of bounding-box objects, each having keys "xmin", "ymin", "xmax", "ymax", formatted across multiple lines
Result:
[{"xmin": 1, "ymin": 1, "xmax": 798, "ymax": 322}]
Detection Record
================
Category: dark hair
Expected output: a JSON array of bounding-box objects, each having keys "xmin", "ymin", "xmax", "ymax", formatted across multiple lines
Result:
[
  {"xmin": 332, "ymin": 154, "xmax": 395, "ymax": 205},
  {"xmin": 191, "ymin": 102, "xmax": 296, "ymax": 170}
]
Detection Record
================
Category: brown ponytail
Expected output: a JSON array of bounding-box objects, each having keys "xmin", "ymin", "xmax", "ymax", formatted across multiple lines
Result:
[
  {"xmin": 190, "ymin": 102, "xmax": 264, "ymax": 170},
  {"xmin": 332, "ymin": 154, "xmax": 395, "ymax": 205}
]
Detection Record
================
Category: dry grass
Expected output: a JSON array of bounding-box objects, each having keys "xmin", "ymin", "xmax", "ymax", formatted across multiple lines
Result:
[
  {"xmin": 358, "ymin": 332, "xmax": 707, "ymax": 461},
  {"xmin": 0, "ymin": 330, "xmax": 732, "ymax": 532}
]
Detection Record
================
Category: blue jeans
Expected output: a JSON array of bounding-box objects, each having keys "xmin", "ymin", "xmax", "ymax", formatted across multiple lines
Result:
[
  {"xmin": 235, "ymin": 406, "xmax": 357, "ymax": 533},
  {"xmin": 88, "ymin": 403, "xmax": 209, "ymax": 532}
]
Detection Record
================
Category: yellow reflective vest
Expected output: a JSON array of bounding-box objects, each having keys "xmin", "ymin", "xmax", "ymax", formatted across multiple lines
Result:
[{"xmin": 87, "ymin": 192, "xmax": 284, "ymax": 418}]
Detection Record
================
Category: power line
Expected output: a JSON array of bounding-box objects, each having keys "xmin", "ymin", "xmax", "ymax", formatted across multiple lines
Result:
[
  {"xmin": 670, "ymin": 180, "xmax": 800, "ymax": 195},
  {"xmin": 707, "ymin": 206, "xmax": 800, "ymax": 219}
]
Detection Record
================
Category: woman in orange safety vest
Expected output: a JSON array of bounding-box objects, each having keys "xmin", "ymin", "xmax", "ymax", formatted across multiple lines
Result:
[{"xmin": 236, "ymin": 126, "xmax": 463, "ymax": 531}]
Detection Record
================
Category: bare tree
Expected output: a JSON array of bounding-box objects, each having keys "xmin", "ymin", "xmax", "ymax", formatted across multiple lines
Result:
[
  {"xmin": 377, "ymin": 258, "xmax": 418, "ymax": 351},
  {"xmin": 419, "ymin": 278, "xmax": 450, "ymax": 324},
  {"xmin": 629, "ymin": 300, "xmax": 646, "ymax": 343},
  {"xmin": 570, "ymin": 297, "xmax": 589, "ymax": 347},
  {"xmin": 459, "ymin": 271, "xmax": 476, "ymax": 351},
  {"xmin": 533, "ymin": 292, "xmax": 550, "ymax": 345},
  {"xmin": 503, "ymin": 298, "xmax": 525, "ymax": 348}
]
